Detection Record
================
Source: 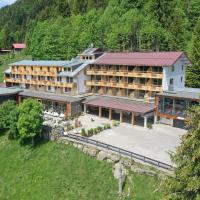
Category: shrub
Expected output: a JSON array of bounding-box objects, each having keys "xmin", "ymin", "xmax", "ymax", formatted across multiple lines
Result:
[
  {"xmin": 87, "ymin": 128, "xmax": 94, "ymax": 136},
  {"xmin": 147, "ymin": 123, "xmax": 153, "ymax": 129},
  {"xmin": 93, "ymin": 128, "xmax": 98, "ymax": 135},
  {"xmin": 112, "ymin": 121, "xmax": 120, "ymax": 126},
  {"xmin": 80, "ymin": 128, "xmax": 86, "ymax": 137},
  {"xmin": 0, "ymin": 100, "xmax": 17, "ymax": 131},
  {"xmin": 96, "ymin": 126, "xmax": 103, "ymax": 133},
  {"xmin": 104, "ymin": 124, "xmax": 111, "ymax": 129}
]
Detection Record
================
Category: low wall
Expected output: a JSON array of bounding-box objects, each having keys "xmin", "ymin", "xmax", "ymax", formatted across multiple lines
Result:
[{"xmin": 55, "ymin": 135, "xmax": 172, "ymax": 177}]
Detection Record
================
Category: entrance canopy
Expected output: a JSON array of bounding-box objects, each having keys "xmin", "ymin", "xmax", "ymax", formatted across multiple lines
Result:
[{"xmin": 83, "ymin": 95, "xmax": 155, "ymax": 115}]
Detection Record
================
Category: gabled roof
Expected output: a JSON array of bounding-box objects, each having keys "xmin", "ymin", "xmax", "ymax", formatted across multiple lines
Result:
[
  {"xmin": 12, "ymin": 43, "xmax": 26, "ymax": 49},
  {"xmin": 79, "ymin": 47, "xmax": 101, "ymax": 55},
  {"xmin": 58, "ymin": 61, "xmax": 92, "ymax": 77},
  {"xmin": 94, "ymin": 52, "xmax": 191, "ymax": 67}
]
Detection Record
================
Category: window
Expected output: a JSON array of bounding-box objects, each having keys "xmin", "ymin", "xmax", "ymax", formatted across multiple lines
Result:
[
  {"xmin": 40, "ymin": 67, "xmax": 42, "ymax": 71},
  {"xmin": 181, "ymin": 76, "xmax": 183, "ymax": 82},
  {"xmin": 153, "ymin": 79, "xmax": 162, "ymax": 86},
  {"xmin": 48, "ymin": 67, "xmax": 50, "ymax": 72},
  {"xmin": 48, "ymin": 86, "xmax": 51, "ymax": 91},
  {"xmin": 182, "ymin": 65, "xmax": 184, "ymax": 71},
  {"xmin": 170, "ymin": 78, "xmax": 173, "ymax": 85},
  {"xmin": 172, "ymin": 66, "xmax": 174, "ymax": 72},
  {"xmin": 31, "ymin": 66, "xmax": 33, "ymax": 71}
]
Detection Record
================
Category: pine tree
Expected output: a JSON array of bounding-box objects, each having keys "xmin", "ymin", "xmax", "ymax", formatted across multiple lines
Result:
[
  {"xmin": 186, "ymin": 18, "xmax": 200, "ymax": 88},
  {"xmin": 164, "ymin": 106, "xmax": 200, "ymax": 200}
]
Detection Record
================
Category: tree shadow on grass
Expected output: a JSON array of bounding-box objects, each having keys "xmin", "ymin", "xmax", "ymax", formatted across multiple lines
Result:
[
  {"xmin": 0, "ymin": 129, "xmax": 7, "ymax": 137},
  {"xmin": 19, "ymin": 135, "xmax": 49, "ymax": 149}
]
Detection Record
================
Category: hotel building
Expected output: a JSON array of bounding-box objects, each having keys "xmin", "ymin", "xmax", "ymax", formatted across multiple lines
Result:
[{"xmin": 3, "ymin": 48, "xmax": 199, "ymax": 128}]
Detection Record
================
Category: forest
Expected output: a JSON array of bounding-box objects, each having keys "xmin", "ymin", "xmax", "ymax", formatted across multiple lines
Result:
[{"xmin": 0, "ymin": 0, "xmax": 199, "ymax": 87}]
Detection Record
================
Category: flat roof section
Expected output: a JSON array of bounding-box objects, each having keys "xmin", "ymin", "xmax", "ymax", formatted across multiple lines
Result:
[
  {"xmin": 19, "ymin": 90, "xmax": 82, "ymax": 103},
  {"xmin": 9, "ymin": 59, "xmax": 83, "ymax": 68},
  {"xmin": 157, "ymin": 89, "xmax": 200, "ymax": 101},
  {"xmin": 0, "ymin": 88, "xmax": 22, "ymax": 96},
  {"xmin": 94, "ymin": 52, "xmax": 191, "ymax": 66},
  {"xmin": 83, "ymin": 95, "xmax": 155, "ymax": 115}
]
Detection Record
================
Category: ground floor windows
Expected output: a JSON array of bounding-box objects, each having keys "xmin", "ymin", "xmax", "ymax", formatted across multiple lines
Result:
[{"xmin": 157, "ymin": 96, "xmax": 198, "ymax": 118}]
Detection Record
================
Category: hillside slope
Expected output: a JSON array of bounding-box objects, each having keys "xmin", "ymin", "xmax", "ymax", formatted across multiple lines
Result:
[
  {"xmin": 0, "ymin": 135, "xmax": 163, "ymax": 199},
  {"xmin": 0, "ymin": 0, "xmax": 200, "ymax": 60}
]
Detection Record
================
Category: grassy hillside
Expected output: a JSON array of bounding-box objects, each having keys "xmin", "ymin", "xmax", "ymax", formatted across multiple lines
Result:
[
  {"xmin": 0, "ymin": 53, "xmax": 31, "ymax": 82},
  {"xmin": 0, "ymin": 135, "xmax": 163, "ymax": 200}
]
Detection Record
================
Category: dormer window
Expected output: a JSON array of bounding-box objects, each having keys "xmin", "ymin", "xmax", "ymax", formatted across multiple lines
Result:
[{"xmin": 172, "ymin": 66, "xmax": 174, "ymax": 72}]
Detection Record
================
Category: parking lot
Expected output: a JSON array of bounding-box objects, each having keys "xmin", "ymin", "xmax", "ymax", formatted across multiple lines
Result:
[{"xmin": 73, "ymin": 114, "xmax": 187, "ymax": 165}]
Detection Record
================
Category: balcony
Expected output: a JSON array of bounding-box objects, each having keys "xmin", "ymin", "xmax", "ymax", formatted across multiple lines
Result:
[
  {"xmin": 11, "ymin": 69, "xmax": 57, "ymax": 77},
  {"xmin": 86, "ymin": 69, "xmax": 163, "ymax": 79},
  {"xmin": 4, "ymin": 78, "xmax": 75, "ymax": 88},
  {"xmin": 86, "ymin": 80, "xmax": 162, "ymax": 92}
]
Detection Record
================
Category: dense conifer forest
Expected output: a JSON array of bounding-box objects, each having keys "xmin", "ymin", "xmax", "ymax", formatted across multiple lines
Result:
[{"xmin": 0, "ymin": 0, "xmax": 199, "ymax": 87}]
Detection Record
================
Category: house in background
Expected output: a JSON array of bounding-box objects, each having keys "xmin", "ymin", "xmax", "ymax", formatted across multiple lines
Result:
[
  {"xmin": 0, "ymin": 49, "xmax": 12, "ymax": 55},
  {"xmin": 12, "ymin": 43, "xmax": 26, "ymax": 53}
]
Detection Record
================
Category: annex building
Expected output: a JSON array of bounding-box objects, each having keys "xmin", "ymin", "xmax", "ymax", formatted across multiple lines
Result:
[{"xmin": 2, "ymin": 48, "xmax": 200, "ymax": 128}]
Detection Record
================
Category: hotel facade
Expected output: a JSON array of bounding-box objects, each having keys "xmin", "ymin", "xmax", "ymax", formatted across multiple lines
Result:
[{"xmin": 3, "ymin": 48, "xmax": 199, "ymax": 128}]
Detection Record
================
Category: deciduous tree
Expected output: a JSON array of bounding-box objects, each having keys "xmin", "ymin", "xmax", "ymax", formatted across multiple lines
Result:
[{"xmin": 17, "ymin": 99, "xmax": 43, "ymax": 146}]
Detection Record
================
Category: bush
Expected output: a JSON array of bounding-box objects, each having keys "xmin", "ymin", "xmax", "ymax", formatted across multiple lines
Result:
[
  {"xmin": 80, "ymin": 128, "xmax": 86, "ymax": 137},
  {"xmin": 147, "ymin": 123, "xmax": 153, "ymax": 129},
  {"xmin": 87, "ymin": 128, "xmax": 94, "ymax": 136},
  {"xmin": 0, "ymin": 100, "xmax": 17, "ymax": 131},
  {"xmin": 104, "ymin": 124, "xmax": 111, "ymax": 129},
  {"xmin": 112, "ymin": 121, "xmax": 120, "ymax": 126},
  {"xmin": 93, "ymin": 128, "xmax": 98, "ymax": 135},
  {"xmin": 96, "ymin": 126, "xmax": 103, "ymax": 133}
]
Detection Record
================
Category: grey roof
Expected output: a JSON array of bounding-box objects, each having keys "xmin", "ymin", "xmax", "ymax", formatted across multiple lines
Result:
[
  {"xmin": 157, "ymin": 88, "xmax": 200, "ymax": 100},
  {"xmin": 9, "ymin": 59, "xmax": 83, "ymax": 68},
  {"xmin": 19, "ymin": 90, "xmax": 82, "ymax": 103},
  {"xmin": 4, "ymin": 68, "xmax": 11, "ymax": 74},
  {"xmin": 58, "ymin": 61, "xmax": 92, "ymax": 77},
  {"xmin": 80, "ymin": 47, "xmax": 100, "ymax": 55},
  {"xmin": 0, "ymin": 87, "xmax": 22, "ymax": 96}
]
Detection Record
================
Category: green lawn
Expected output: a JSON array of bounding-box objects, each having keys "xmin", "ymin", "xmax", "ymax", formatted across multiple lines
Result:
[
  {"xmin": 0, "ymin": 135, "xmax": 163, "ymax": 200},
  {"xmin": 0, "ymin": 53, "xmax": 31, "ymax": 83}
]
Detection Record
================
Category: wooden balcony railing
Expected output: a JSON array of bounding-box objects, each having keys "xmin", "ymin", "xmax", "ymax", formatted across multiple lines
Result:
[
  {"xmin": 11, "ymin": 69, "xmax": 57, "ymax": 77},
  {"xmin": 5, "ymin": 78, "xmax": 75, "ymax": 88},
  {"xmin": 86, "ymin": 80, "xmax": 162, "ymax": 92},
  {"xmin": 86, "ymin": 69, "xmax": 163, "ymax": 78}
]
